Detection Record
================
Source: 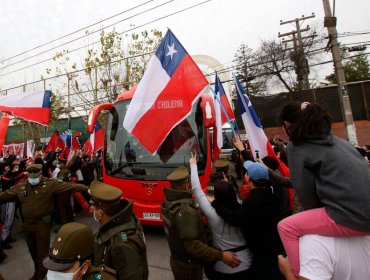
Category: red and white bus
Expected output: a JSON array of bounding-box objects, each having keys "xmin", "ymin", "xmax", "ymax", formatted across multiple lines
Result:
[{"xmin": 87, "ymin": 86, "xmax": 217, "ymax": 225}]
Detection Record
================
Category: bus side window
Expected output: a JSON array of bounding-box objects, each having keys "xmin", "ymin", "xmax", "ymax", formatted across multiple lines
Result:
[{"xmin": 109, "ymin": 108, "xmax": 119, "ymax": 141}]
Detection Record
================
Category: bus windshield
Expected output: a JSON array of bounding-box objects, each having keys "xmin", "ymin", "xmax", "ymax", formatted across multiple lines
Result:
[{"xmin": 104, "ymin": 99, "xmax": 207, "ymax": 180}]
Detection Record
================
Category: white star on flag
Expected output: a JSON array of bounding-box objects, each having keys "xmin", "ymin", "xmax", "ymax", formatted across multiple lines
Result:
[{"xmin": 166, "ymin": 43, "xmax": 177, "ymax": 60}]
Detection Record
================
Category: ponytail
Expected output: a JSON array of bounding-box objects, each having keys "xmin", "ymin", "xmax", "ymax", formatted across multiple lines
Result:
[{"xmin": 279, "ymin": 102, "xmax": 332, "ymax": 145}]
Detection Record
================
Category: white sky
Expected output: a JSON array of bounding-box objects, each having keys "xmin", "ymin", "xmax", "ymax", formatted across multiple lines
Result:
[{"xmin": 0, "ymin": 0, "xmax": 369, "ymax": 93}]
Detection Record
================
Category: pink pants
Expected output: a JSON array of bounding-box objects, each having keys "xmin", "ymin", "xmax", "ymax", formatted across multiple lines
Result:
[{"xmin": 278, "ymin": 207, "xmax": 368, "ymax": 276}]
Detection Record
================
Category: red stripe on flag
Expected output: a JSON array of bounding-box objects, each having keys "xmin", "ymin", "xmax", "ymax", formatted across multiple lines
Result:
[
  {"xmin": 131, "ymin": 55, "xmax": 208, "ymax": 154},
  {"xmin": 0, "ymin": 106, "xmax": 50, "ymax": 126}
]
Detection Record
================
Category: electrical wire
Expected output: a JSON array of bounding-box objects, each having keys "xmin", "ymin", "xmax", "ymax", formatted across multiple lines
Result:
[
  {"xmin": 0, "ymin": 0, "xmax": 174, "ymax": 71},
  {"xmin": 0, "ymin": 0, "xmax": 210, "ymax": 77},
  {"xmin": 0, "ymin": 0, "xmax": 154, "ymax": 64}
]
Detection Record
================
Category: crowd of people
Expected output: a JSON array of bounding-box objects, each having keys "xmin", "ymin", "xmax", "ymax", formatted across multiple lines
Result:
[
  {"xmin": 161, "ymin": 101, "xmax": 370, "ymax": 280},
  {"xmin": 0, "ymin": 148, "xmax": 150, "ymax": 280},
  {"xmin": 0, "ymin": 101, "xmax": 369, "ymax": 280}
]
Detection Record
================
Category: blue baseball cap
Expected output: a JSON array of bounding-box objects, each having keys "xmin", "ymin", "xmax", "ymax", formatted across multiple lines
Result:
[{"xmin": 243, "ymin": 161, "xmax": 269, "ymax": 182}]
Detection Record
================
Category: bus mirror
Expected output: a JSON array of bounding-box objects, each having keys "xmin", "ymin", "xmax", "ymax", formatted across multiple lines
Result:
[
  {"xmin": 86, "ymin": 103, "xmax": 112, "ymax": 133},
  {"xmin": 200, "ymin": 95, "xmax": 216, "ymax": 128}
]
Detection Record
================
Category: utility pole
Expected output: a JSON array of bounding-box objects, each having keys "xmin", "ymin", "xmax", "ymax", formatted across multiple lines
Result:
[
  {"xmin": 279, "ymin": 14, "xmax": 315, "ymax": 91},
  {"xmin": 322, "ymin": 0, "xmax": 358, "ymax": 145}
]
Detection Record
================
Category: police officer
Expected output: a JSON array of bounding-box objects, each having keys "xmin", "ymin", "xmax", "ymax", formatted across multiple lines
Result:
[
  {"xmin": 161, "ymin": 166, "xmax": 240, "ymax": 280},
  {"xmin": 0, "ymin": 164, "xmax": 88, "ymax": 280},
  {"xmin": 214, "ymin": 159, "xmax": 240, "ymax": 200},
  {"xmin": 90, "ymin": 181, "xmax": 148, "ymax": 280},
  {"xmin": 43, "ymin": 222, "xmax": 116, "ymax": 280}
]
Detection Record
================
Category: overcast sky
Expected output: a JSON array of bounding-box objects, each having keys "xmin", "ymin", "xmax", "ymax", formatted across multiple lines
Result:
[{"xmin": 1, "ymin": 0, "xmax": 369, "ymax": 92}]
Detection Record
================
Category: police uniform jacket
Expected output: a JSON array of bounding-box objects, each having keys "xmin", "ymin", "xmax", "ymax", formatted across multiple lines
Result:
[
  {"xmin": 161, "ymin": 188, "xmax": 222, "ymax": 268},
  {"xmin": 93, "ymin": 199, "xmax": 148, "ymax": 280},
  {"xmin": 57, "ymin": 167, "xmax": 71, "ymax": 182},
  {"xmin": 0, "ymin": 177, "xmax": 87, "ymax": 225},
  {"xmin": 84, "ymin": 265, "xmax": 118, "ymax": 280}
]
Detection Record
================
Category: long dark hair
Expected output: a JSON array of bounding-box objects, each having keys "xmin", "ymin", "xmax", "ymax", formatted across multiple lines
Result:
[
  {"xmin": 214, "ymin": 180, "xmax": 240, "ymax": 210},
  {"xmin": 278, "ymin": 102, "xmax": 332, "ymax": 145}
]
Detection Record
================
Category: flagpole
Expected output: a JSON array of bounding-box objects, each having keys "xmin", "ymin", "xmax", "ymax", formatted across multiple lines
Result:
[
  {"xmin": 210, "ymin": 87, "xmax": 238, "ymax": 136},
  {"xmin": 41, "ymin": 126, "xmax": 49, "ymax": 152}
]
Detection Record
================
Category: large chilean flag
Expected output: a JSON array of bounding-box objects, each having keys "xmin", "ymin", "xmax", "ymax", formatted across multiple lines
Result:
[
  {"xmin": 123, "ymin": 29, "xmax": 208, "ymax": 154},
  {"xmin": 0, "ymin": 90, "xmax": 52, "ymax": 126}
]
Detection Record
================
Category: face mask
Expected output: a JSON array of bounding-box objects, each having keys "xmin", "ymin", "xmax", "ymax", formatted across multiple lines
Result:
[
  {"xmin": 47, "ymin": 261, "xmax": 85, "ymax": 280},
  {"xmin": 47, "ymin": 270, "xmax": 74, "ymax": 280},
  {"xmin": 28, "ymin": 177, "xmax": 40, "ymax": 186}
]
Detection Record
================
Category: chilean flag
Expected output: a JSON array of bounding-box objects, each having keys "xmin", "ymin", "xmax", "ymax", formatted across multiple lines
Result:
[
  {"xmin": 123, "ymin": 29, "xmax": 208, "ymax": 154},
  {"xmin": 44, "ymin": 131, "xmax": 65, "ymax": 152},
  {"xmin": 86, "ymin": 121, "xmax": 104, "ymax": 153},
  {"xmin": 235, "ymin": 77, "xmax": 293, "ymax": 208},
  {"xmin": 0, "ymin": 90, "xmax": 52, "ymax": 126},
  {"xmin": 213, "ymin": 74, "xmax": 224, "ymax": 159},
  {"xmin": 215, "ymin": 75, "xmax": 235, "ymax": 125}
]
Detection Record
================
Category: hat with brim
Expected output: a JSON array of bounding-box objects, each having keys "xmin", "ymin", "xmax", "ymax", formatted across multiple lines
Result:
[
  {"xmin": 90, "ymin": 181, "xmax": 122, "ymax": 207},
  {"xmin": 243, "ymin": 160, "xmax": 269, "ymax": 182},
  {"xmin": 43, "ymin": 222, "xmax": 94, "ymax": 271},
  {"xmin": 43, "ymin": 254, "xmax": 76, "ymax": 272},
  {"xmin": 27, "ymin": 164, "xmax": 42, "ymax": 177},
  {"xmin": 167, "ymin": 166, "xmax": 189, "ymax": 187}
]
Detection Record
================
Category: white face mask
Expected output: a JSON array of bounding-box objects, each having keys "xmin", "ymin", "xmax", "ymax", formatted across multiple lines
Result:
[
  {"xmin": 28, "ymin": 177, "xmax": 40, "ymax": 186},
  {"xmin": 47, "ymin": 261, "xmax": 85, "ymax": 280},
  {"xmin": 47, "ymin": 270, "xmax": 74, "ymax": 280}
]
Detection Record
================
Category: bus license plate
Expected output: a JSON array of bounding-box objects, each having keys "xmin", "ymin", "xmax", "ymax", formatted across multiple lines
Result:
[{"xmin": 143, "ymin": 212, "xmax": 160, "ymax": 220}]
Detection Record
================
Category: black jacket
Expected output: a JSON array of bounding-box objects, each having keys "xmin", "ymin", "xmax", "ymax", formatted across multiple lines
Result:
[{"xmin": 212, "ymin": 186, "xmax": 285, "ymax": 257}]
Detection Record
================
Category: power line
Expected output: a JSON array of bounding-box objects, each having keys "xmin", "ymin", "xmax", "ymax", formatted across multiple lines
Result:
[
  {"xmin": 0, "ymin": 0, "xmax": 210, "ymax": 77},
  {"xmin": 0, "ymin": 0, "xmax": 174, "ymax": 71},
  {"xmin": 0, "ymin": 0, "xmax": 154, "ymax": 64}
]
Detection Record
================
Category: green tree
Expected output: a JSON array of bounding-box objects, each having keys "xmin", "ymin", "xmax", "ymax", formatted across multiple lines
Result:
[
  {"xmin": 233, "ymin": 43, "xmax": 266, "ymax": 96},
  {"xmin": 42, "ymin": 27, "xmax": 162, "ymax": 115},
  {"xmin": 123, "ymin": 27, "xmax": 163, "ymax": 89},
  {"xmin": 326, "ymin": 52, "xmax": 370, "ymax": 83}
]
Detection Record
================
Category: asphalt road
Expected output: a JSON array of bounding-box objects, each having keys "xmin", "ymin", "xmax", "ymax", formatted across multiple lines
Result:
[{"xmin": 0, "ymin": 211, "xmax": 174, "ymax": 280}]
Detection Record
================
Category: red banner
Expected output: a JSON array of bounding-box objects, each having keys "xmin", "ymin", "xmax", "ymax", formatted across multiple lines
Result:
[{"xmin": 0, "ymin": 115, "xmax": 10, "ymax": 155}]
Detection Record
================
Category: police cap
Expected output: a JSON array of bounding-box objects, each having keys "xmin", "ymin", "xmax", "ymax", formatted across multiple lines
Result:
[
  {"xmin": 214, "ymin": 159, "xmax": 229, "ymax": 172},
  {"xmin": 90, "ymin": 180, "xmax": 122, "ymax": 207},
  {"xmin": 43, "ymin": 222, "xmax": 94, "ymax": 271},
  {"xmin": 27, "ymin": 164, "xmax": 42, "ymax": 178},
  {"xmin": 167, "ymin": 166, "xmax": 189, "ymax": 187}
]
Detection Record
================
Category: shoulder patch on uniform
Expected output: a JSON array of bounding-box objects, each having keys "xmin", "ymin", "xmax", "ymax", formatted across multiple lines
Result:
[
  {"xmin": 93, "ymin": 272, "xmax": 102, "ymax": 280},
  {"xmin": 120, "ymin": 232, "xmax": 127, "ymax": 241}
]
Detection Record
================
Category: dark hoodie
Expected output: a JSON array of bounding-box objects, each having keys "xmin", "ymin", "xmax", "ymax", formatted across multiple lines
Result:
[{"xmin": 286, "ymin": 132, "xmax": 370, "ymax": 231}]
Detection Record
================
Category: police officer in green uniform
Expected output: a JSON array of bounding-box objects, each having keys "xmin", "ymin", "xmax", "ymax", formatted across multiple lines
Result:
[
  {"xmin": 43, "ymin": 222, "xmax": 116, "ymax": 280},
  {"xmin": 161, "ymin": 166, "xmax": 240, "ymax": 280},
  {"xmin": 90, "ymin": 181, "xmax": 148, "ymax": 280},
  {"xmin": 214, "ymin": 159, "xmax": 240, "ymax": 199},
  {"xmin": 0, "ymin": 164, "xmax": 88, "ymax": 280}
]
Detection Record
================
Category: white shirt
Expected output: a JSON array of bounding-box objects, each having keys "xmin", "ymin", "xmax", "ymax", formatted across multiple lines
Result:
[
  {"xmin": 190, "ymin": 163, "xmax": 253, "ymax": 274},
  {"xmin": 300, "ymin": 234, "xmax": 370, "ymax": 280}
]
